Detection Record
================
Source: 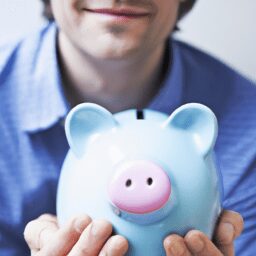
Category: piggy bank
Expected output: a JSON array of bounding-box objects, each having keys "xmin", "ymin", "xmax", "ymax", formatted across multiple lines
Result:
[{"xmin": 57, "ymin": 103, "xmax": 222, "ymax": 255}]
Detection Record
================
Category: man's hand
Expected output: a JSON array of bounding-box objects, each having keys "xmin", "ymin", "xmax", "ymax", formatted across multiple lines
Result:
[
  {"xmin": 163, "ymin": 210, "xmax": 244, "ymax": 256},
  {"xmin": 24, "ymin": 210, "xmax": 243, "ymax": 256},
  {"xmin": 24, "ymin": 214, "xmax": 128, "ymax": 256}
]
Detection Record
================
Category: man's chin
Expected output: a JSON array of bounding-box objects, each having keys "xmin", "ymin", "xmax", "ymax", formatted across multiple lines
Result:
[{"xmin": 84, "ymin": 40, "xmax": 145, "ymax": 61}]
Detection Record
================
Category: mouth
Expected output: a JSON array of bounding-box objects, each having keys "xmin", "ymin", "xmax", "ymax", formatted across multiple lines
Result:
[{"xmin": 83, "ymin": 8, "xmax": 151, "ymax": 19}]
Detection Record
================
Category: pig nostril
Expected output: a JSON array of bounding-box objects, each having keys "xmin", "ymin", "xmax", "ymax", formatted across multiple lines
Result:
[
  {"xmin": 125, "ymin": 179, "xmax": 132, "ymax": 187},
  {"xmin": 147, "ymin": 177, "xmax": 153, "ymax": 186}
]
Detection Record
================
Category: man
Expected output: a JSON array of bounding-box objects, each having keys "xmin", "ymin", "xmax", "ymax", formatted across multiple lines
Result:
[{"xmin": 1, "ymin": 0, "xmax": 254, "ymax": 255}]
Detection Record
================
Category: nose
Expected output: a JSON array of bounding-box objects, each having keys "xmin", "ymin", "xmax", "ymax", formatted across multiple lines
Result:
[{"xmin": 108, "ymin": 160, "xmax": 171, "ymax": 214}]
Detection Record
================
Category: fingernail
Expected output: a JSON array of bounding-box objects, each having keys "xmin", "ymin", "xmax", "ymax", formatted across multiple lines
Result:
[
  {"xmin": 170, "ymin": 242, "xmax": 186, "ymax": 255},
  {"xmin": 91, "ymin": 221, "xmax": 101, "ymax": 236},
  {"xmin": 221, "ymin": 223, "xmax": 235, "ymax": 243},
  {"xmin": 91, "ymin": 220, "xmax": 111, "ymax": 238},
  {"xmin": 189, "ymin": 235, "xmax": 204, "ymax": 253},
  {"xmin": 74, "ymin": 217, "xmax": 88, "ymax": 233}
]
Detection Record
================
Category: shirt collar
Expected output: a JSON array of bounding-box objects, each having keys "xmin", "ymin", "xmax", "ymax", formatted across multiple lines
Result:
[
  {"xmin": 148, "ymin": 39, "xmax": 184, "ymax": 115},
  {"xmin": 20, "ymin": 22, "xmax": 69, "ymax": 133}
]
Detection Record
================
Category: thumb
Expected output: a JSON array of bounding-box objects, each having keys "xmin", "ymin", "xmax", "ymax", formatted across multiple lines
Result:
[{"xmin": 24, "ymin": 214, "xmax": 58, "ymax": 251}]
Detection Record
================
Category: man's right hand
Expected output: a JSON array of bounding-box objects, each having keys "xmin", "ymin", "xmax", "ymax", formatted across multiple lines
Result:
[{"xmin": 24, "ymin": 214, "xmax": 129, "ymax": 256}]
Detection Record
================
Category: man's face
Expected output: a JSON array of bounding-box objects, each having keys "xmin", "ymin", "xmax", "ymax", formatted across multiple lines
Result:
[{"xmin": 51, "ymin": 0, "xmax": 180, "ymax": 59}]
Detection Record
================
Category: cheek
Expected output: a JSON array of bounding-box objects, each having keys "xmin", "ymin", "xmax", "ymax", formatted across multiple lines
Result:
[
  {"xmin": 51, "ymin": 0, "xmax": 81, "ymax": 31},
  {"xmin": 153, "ymin": 0, "xmax": 179, "ymax": 39}
]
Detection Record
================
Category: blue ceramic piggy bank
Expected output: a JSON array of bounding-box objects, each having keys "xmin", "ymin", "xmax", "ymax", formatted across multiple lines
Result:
[{"xmin": 57, "ymin": 103, "xmax": 222, "ymax": 255}]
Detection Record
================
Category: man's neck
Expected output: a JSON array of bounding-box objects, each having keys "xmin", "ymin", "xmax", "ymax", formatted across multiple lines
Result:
[{"xmin": 57, "ymin": 32, "xmax": 168, "ymax": 113}]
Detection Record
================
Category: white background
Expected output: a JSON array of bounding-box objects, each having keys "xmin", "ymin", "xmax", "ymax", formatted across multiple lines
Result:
[{"xmin": 0, "ymin": 0, "xmax": 255, "ymax": 82}]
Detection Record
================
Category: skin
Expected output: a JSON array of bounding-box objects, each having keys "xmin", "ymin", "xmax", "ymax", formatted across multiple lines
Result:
[
  {"xmin": 51, "ymin": 0, "xmax": 180, "ymax": 112},
  {"xmin": 24, "ymin": 211, "xmax": 244, "ymax": 255},
  {"xmin": 24, "ymin": 0, "xmax": 244, "ymax": 254}
]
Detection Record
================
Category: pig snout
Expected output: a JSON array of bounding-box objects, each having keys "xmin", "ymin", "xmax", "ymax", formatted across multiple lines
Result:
[{"xmin": 108, "ymin": 161, "xmax": 171, "ymax": 214}]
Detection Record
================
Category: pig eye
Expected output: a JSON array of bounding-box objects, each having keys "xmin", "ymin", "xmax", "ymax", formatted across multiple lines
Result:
[
  {"xmin": 125, "ymin": 179, "xmax": 132, "ymax": 187},
  {"xmin": 147, "ymin": 177, "xmax": 153, "ymax": 186},
  {"xmin": 136, "ymin": 110, "xmax": 144, "ymax": 120}
]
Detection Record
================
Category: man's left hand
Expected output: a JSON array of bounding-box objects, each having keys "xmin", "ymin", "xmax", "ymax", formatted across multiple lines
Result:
[{"xmin": 163, "ymin": 210, "xmax": 244, "ymax": 256}]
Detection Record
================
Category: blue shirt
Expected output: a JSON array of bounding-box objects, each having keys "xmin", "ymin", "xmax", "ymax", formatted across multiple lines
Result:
[{"xmin": 0, "ymin": 22, "xmax": 256, "ymax": 255}]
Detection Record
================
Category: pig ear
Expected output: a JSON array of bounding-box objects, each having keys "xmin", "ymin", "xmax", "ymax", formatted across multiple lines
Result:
[
  {"xmin": 65, "ymin": 103, "xmax": 118, "ymax": 157},
  {"xmin": 162, "ymin": 103, "xmax": 218, "ymax": 156}
]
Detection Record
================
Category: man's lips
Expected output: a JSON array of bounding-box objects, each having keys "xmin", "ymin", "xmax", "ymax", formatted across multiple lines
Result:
[{"xmin": 83, "ymin": 8, "xmax": 150, "ymax": 18}]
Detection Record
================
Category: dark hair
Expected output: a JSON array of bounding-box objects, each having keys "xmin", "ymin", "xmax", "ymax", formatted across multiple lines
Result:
[
  {"xmin": 178, "ymin": 0, "xmax": 196, "ymax": 19},
  {"xmin": 41, "ymin": 0, "xmax": 196, "ymax": 21},
  {"xmin": 42, "ymin": 0, "xmax": 54, "ymax": 20}
]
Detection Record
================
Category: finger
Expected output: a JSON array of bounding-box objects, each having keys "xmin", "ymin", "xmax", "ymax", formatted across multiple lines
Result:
[
  {"xmin": 215, "ymin": 210, "xmax": 244, "ymax": 241},
  {"xmin": 99, "ymin": 235, "xmax": 129, "ymax": 256},
  {"xmin": 68, "ymin": 219, "xmax": 113, "ymax": 256},
  {"xmin": 31, "ymin": 250, "xmax": 37, "ymax": 256},
  {"xmin": 24, "ymin": 214, "xmax": 58, "ymax": 251},
  {"xmin": 185, "ymin": 230, "xmax": 223, "ymax": 256},
  {"xmin": 214, "ymin": 210, "xmax": 244, "ymax": 255},
  {"xmin": 37, "ymin": 214, "xmax": 92, "ymax": 256},
  {"xmin": 38, "ymin": 214, "xmax": 58, "ymax": 223},
  {"xmin": 164, "ymin": 234, "xmax": 192, "ymax": 256}
]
